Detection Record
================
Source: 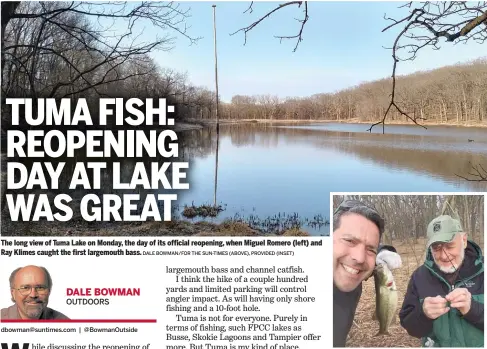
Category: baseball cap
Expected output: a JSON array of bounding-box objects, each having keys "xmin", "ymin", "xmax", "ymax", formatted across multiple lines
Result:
[{"xmin": 426, "ymin": 215, "xmax": 463, "ymax": 248}]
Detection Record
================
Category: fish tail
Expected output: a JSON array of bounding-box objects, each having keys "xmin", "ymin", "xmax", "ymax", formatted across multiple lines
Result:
[{"xmin": 375, "ymin": 328, "xmax": 390, "ymax": 336}]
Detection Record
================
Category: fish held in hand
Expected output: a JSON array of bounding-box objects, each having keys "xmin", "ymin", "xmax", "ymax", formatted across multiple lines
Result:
[{"xmin": 374, "ymin": 263, "xmax": 398, "ymax": 336}]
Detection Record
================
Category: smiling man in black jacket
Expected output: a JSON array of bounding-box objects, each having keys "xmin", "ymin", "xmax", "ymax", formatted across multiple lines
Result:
[
  {"xmin": 399, "ymin": 214, "xmax": 484, "ymax": 347},
  {"xmin": 333, "ymin": 199, "xmax": 400, "ymax": 347}
]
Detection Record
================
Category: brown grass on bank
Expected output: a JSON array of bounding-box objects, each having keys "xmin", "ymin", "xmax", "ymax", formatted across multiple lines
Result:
[
  {"xmin": 194, "ymin": 222, "xmax": 310, "ymax": 237},
  {"xmin": 1, "ymin": 214, "xmax": 311, "ymax": 236},
  {"xmin": 330, "ymin": 118, "xmax": 487, "ymax": 128},
  {"xmin": 281, "ymin": 228, "xmax": 311, "ymax": 236},
  {"xmin": 193, "ymin": 221, "xmax": 262, "ymax": 236},
  {"xmin": 346, "ymin": 235, "xmax": 484, "ymax": 347}
]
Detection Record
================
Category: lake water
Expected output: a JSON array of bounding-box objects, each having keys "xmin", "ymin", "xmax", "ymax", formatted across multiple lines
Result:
[
  {"xmin": 2, "ymin": 122, "xmax": 485, "ymax": 236},
  {"xmin": 176, "ymin": 122, "xmax": 487, "ymax": 236}
]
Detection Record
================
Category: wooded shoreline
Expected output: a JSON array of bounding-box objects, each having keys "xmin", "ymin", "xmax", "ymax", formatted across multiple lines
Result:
[{"xmin": 185, "ymin": 118, "xmax": 487, "ymax": 128}]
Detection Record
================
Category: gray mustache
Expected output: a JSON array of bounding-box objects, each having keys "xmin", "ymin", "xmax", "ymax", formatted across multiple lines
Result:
[{"xmin": 24, "ymin": 299, "xmax": 44, "ymax": 304}]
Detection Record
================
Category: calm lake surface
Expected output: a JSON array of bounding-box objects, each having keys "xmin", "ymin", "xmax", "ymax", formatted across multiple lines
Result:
[
  {"xmin": 176, "ymin": 122, "xmax": 487, "ymax": 236},
  {"xmin": 2, "ymin": 122, "xmax": 485, "ymax": 236}
]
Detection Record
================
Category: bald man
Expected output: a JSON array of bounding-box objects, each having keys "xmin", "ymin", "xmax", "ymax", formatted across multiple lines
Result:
[{"xmin": 1, "ymin": 265, "xmax": 69, "ymax": 320}]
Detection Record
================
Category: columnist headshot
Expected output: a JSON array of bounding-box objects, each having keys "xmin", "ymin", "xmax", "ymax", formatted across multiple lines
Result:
[{"xmin": 1, "ymin": 265, "xmax": 69, "ymax": 320}]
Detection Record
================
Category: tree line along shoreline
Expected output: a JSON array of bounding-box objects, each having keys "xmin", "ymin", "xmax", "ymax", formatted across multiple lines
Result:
[{"xmin": 205, "ymin": 58, "xmax": 487, "ymax": 126}]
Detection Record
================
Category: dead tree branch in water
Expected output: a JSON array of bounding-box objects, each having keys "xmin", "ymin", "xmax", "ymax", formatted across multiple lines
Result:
[
  {"xmin": 456, "ymin": 163, "xmax": 487, "ymax": 182},
  {"xmin": 230, "ymin": 1, "xmax": 309, "ymax": 52}
]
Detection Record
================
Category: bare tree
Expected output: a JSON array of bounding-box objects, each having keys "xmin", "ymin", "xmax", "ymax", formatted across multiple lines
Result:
[
  {"xmin": 229, "ymin": 1, "xmax": 486, "ymax": 182},
  {"xmin": 379, "ymin": 2, "xmax": 487, "ymax": 181},
  {"xmin": 1, "ymin": 1, "xmax": 200, "ymax": 102},
  {"xmin": 229, "ymin": 2, "xmax": 485, "ymax": 127},
  {"xmin": 212, "ymin": 59, "xmax": 486, "ymax": 125},
  {"xmin": 372, "ymin": 2, "xmax": 487, "ymax": 132},
  {"xmin": 332, "ymin": 194, "xmax": 484, "ymax": 244},
  {"xmin": 230, "ymin": 1, "xmax": 309, "ymax": 52}
]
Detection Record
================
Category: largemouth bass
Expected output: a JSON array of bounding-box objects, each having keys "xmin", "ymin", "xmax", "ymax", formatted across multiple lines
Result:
[{"xmin": 374, "ymin": 262, "xmax": 398, "ymax": 335}]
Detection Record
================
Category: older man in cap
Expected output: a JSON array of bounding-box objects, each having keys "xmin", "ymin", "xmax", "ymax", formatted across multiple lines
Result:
[
  {"xmin": 399, "ymin": 215, "xmax": 484, "ymax": 347},
  {"xmin": 1, "ymin": 265, "xmax": 69, "ymax": 320}
]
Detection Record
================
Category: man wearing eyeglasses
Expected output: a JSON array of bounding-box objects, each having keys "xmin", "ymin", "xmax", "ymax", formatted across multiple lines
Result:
[
  {"xmin": 333, "ymin": 199, "xmax": 399, "ymax": 347},
  {"xmin": 1, "ymin": 265, "xmax": 69, "ymax": 320},
  {"xmin": 399, "ymin": 215, "xmax": 484, "ymax": 347}
]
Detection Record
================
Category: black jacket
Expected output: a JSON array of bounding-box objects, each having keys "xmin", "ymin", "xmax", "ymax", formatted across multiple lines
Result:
[
  {"xmin": 333, "ymin": 282, "xmax": 361, "ymax": 347},
  {"xmin": 399, "ymin": 240, "xmax": 484, "ymax": 347}
]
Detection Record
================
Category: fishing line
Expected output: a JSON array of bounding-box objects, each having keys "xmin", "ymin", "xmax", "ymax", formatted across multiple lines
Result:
[
  {"xmin": 440, "ymin": 245, "xmax": 468, "ymax": 288},
  {"xmin": 445, "ymin": 201, "xmax": 454, "ymax": 216},
  {"xmin": 439, "ymin": 245, "xmax": 469, "ymax": 312}
]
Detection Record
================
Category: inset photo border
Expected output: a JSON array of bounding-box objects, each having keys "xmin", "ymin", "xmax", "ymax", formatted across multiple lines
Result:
[{"xmin": 331, "ymin": 192, "xmax": 485, "ymax": 348}]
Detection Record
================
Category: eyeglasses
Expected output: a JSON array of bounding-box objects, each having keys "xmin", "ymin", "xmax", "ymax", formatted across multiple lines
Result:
[
  {"xmin": 333, "ymin": 199, "xmax": 380, "ymax": 215},
  {"xmin": 12, "ymin": 285, "xmax": 49, "ymax": 296},
  {"xmin": 431, "ymin": 243, "xmax": 453, "ymax": 252},
  {"xmin": 333, "ymin": 199, "xmax": 385, "ymax": 236}
]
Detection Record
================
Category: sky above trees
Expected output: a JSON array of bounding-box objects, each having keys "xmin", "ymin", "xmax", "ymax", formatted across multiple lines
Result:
[{"xmin": 148, "ymin": 2, "xmax": 487, "ymax": 102}]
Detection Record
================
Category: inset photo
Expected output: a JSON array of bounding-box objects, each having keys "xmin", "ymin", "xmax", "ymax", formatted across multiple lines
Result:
[
  {"xmin": 2, "ymin": 265, "xmax": 69, "ymax": 320},
  {"xmin": 332, "ymin": 194, "xmax": 484, "ymax": 348}
]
